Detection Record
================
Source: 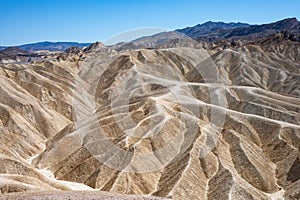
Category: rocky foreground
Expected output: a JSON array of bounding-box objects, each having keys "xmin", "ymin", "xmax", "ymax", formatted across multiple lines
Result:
[
  {"xmin": 0, "ymin": 19, "xmax": 300, "ymax": 200},
  {"xmin": 0, "ymin": 191, "xmax": 170, "ymax": 200}
]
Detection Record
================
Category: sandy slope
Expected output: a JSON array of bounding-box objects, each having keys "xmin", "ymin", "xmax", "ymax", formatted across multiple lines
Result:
[{"xmin": 0, "ymin": 39, "xmax": 299, "ymax": 200}]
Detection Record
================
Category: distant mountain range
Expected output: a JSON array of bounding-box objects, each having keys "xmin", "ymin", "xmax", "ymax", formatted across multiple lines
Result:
[
  {"xmin": 0, "ymin": 18, "xmax": 299, "ymax": 52},
  {"xmin": 0, "ymin": 41, "xmax": 91, "ymax": 52},
  {"xmin": 176, "ymin": 17, "xmax": 300, "ymax": 42},
  {"xmin": 113, "ymin": 17, "xmax": 300, "ymax": 51},
  {"xmin": 176, "ymin": 21, "xmax": 250, "ymax": 38}
]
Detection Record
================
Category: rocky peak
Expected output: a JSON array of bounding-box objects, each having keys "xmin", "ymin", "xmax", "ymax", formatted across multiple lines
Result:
[{"xmin": 84, "ymin": 41, "xmax": 106, "ymax": 52}]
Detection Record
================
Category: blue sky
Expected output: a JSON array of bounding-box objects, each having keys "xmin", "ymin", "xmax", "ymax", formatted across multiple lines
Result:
[{"xmin": 0, "ymin": 0, "xmax": 299, "ymax": 46}]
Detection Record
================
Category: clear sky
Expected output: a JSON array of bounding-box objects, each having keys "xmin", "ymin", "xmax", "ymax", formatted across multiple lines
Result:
[{"xmin": 0, "ymin": 0, "xmax": 299, "ymax": 46}]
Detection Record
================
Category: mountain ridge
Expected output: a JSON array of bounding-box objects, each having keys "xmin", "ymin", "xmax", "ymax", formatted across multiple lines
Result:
[
  {"xmin": 176, "ymin": 17, "xmax": 300, "ymax": 41},
  {"xmin": 0, "ymin": 41, "xmax": 92, "ymax": 52},
  {"xmin": 109, "ymin": 17, "xmax": 300, "ymax": 51},
  {"xmin": 176, "ymin": 21, "xmax": 250, "ymax": 37},
  {"xmin": 1, "ymin": 17, "xmax": 299, "ymax": 52}
]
